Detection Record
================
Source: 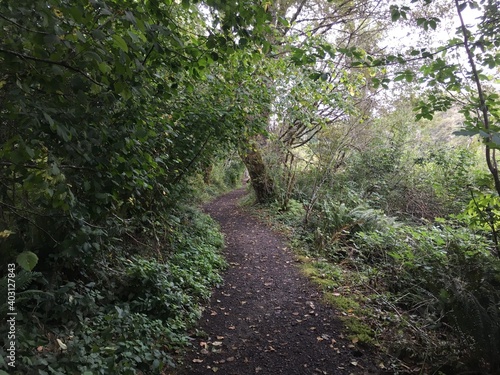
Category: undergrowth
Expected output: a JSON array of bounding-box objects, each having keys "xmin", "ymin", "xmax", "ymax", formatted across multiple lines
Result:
[
  {"xmin": 0, "ymin": 203, "xmax": 226, "ymax": 375},
  {"xmin": 258, "ymin": 193, "xmax": 500, "ymax": 374}
]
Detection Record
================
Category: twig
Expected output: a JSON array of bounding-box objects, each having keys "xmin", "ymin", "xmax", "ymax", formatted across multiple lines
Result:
[
  {"xmin": 0, "ymin": 48, "xmax": 103, "ymax": 86},
  {"xmin": 0, "ymin": 13, "xmax": 50, "ymax": 35}
]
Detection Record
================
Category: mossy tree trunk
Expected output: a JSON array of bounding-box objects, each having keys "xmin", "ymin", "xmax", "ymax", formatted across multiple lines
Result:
[{"xmin": 239, "ymin": 138, "xmax": 275, "ymax": 203}]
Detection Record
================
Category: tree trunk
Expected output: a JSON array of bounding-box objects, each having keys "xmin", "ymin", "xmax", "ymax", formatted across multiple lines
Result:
[{"xmin": 239, "ymin": 138, "xmax": 275, "ymax": 203}]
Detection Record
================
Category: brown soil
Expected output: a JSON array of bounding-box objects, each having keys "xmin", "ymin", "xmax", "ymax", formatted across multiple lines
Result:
[{"xmin": 178, "ymin": 189, "xmax": 383, "ymax": 375}]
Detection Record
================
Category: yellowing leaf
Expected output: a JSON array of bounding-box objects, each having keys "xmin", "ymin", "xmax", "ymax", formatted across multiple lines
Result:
[{"xmin": 0, "ymin": 230, "xmax": 14, "ymax": 238}]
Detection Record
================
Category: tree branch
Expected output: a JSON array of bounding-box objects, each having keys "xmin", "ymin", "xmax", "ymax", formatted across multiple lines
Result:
[
  {"xmin": 0, "ymin": 13, "xmax": 51, "ymax": 35},
  {"xmin": 455, "ymin": 0, "xmax": 500, "ymax": 197},
  {"xmin": 0, "ymin": 48, "xmax": 103, "ymax": 86}
]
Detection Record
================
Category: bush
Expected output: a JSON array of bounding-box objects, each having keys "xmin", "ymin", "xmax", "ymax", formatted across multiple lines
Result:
[
  {"xmin": 0, "ymin": 206, "xmax": 226, "ymax": 375},
  {"xmin": 354, "ymin": 219, "xmax": 500, "ymax": 372}
]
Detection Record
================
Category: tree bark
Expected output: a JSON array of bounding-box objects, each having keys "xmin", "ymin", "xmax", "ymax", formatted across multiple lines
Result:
[{"xmin": 239, "ymin": 137, "xmax": 275, "ymax": 203}]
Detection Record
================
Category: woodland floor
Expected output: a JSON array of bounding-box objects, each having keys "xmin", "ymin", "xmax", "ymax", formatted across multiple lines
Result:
[{"xmin": 177, "ymin": 188, "xmax": 386, "ymax": 375}]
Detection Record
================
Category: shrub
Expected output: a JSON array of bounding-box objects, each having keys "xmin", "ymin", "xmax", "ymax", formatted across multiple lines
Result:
[
  {"xmin": 0, "ymin": 207, "xmax": 226, "ymax": 375},
  {"xmin": 354, "ymin": 219, "xmax": 500, "ymax": 371}
]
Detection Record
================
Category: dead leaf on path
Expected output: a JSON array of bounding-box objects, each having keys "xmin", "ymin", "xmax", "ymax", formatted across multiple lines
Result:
[
  {"xmin": 192, "ymin": 359, "xmax": 203, "ymax": 363},
  {"xmin": 255, "ymin": 367, "xmax": 262, "ymax": 373},
  {"xmin": 211, "ymin": 367, "xmax": 219, "ymax": 372},
  {"xmin": 351, "ymin": 361, "xmax": 358, "ymax": 366},
  {"xmin": 200, "ymin": 342, "xmax": 208, "ymax": 348},
  {"xmin": 228, "ymin": 325, "xmax": 236, "ymax": 330},
  {"xmin": 351, "ymin": 337, "xmax": 359, "ymax": 344},
  {"xmin": 241, "ymin": 301, "xmax": 247, "ymax": 305},
  {"xmin": 212, "ymin": 341, "xmax": 223, "ymax": 347},
  {"xmin": 216, "ymin": 336, "xmax": 224, "ymax": 340},
  {"xmin": 227, "ymin": 357, "xmax": 235, "ymax": 362},
  {"xmin": 210, "ymin": 311, "xmax": 218, "ymax": 316}
]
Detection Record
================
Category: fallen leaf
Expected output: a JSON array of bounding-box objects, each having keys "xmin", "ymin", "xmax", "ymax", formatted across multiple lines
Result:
[
  {"xmin": 192, "ymin": 359, "xmax": 203, "ymax": 363},
  {"xmin": 227, "ymin": 357, "xmax": 235, "ymax": 362},
  {"xmin": 56, "ymin": 339, "xmax": 67, "ymax": 350},
  {"xmin": 228, "ymin": 326, "xmax": 236, "ymax": 330},
  {"xmin": 216, "ymin": 336, "xmax": 224, "ymax": 340},
  {"xmin": 212, "ymin": 341, "xmax": 223, "ymax": 347},
  {"xmin": 351, "ymin": 361, "xmax": 358, "ymax": 366}
]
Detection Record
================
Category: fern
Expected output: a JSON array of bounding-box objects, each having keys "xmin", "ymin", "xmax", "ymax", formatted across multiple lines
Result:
[
  {"xmin": 448, "ymin": 278, "xmax": 500, "ymax": 369},
  {"xmin": 0, "ymin": 270, "xmax": 47, "ymax": 316}
]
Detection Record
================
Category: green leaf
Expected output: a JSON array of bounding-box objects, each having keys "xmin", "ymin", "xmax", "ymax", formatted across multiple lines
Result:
[
  {"xmin": 112, "ymin": 34, "xmax": 128, "ymax": 52},
  {"xmin": 43, "ymin": 112, "xmax": 55, "ymax": 126},
  {"xmin": 16, "ymin": 251, "xmax": 39, "ymax": 271},
  {"xmin": 390, "ymin": 6, "xmax": 401, "ymax": 22}
]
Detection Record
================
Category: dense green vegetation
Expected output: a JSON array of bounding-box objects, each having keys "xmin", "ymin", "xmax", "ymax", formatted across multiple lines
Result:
[{"xmin": 1, "ymin": 0, "xmax": 499, "ymax": 374}]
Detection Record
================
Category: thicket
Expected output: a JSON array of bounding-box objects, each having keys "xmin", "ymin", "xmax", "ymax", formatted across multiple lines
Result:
[
  {"xmin": 0, "ymin": 1, "xmax": 258, "ymax": 373},
  {"xmin": 0, "ymin": 201, "xmax": 228, "ymax": 374},
  {"xmin": 263, "ymin": 102, "xmax": 500, "ymax": 373}
]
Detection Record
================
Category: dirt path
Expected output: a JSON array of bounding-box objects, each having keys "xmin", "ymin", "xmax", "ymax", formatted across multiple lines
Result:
[{"xmin": 179, "ymin": 189, "xmax": 380, "ymax": 375}]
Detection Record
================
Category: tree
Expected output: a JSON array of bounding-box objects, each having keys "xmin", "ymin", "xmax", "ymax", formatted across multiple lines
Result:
[{"xmin": 0, "ymin": 0, "xmax": 269, "ymax": 269}]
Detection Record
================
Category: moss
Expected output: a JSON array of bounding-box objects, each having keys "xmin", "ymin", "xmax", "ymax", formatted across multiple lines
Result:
[
  {"xmin": 296, "ymin": 255, "xmax": 312, "ymax": 263},
  {"xmin": 299, "ymin": 257, "xmax": 375, "ymax": 345},
  {"xmin": 323, "ymin": 292, "xmax": 360, "ymax": 311},
  {"xmin": 343, "ymin": 316, "xmax": 375, "ymax": 344}
]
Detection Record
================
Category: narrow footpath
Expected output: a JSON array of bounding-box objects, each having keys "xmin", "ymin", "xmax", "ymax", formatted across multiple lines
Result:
[{"xmin": 179, "ymin": 189, "xmax": 381, "ymax": 375}]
